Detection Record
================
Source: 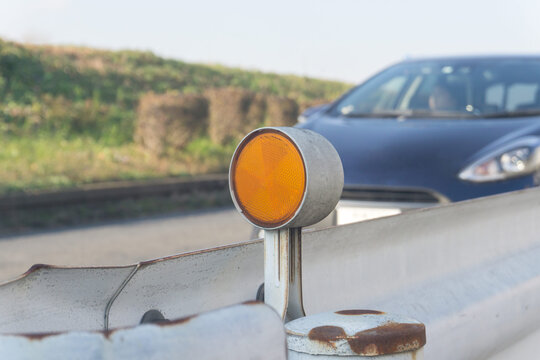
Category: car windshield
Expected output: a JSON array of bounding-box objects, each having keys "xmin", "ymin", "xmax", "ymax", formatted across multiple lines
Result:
[{"xmin": 332, "ymin": 59, "xmax": 540, "ymax": 118}]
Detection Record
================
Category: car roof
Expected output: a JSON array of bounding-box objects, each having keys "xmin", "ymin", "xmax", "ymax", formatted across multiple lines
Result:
[{"xmin": 400, "ymin": 55, "xmax": 540, "ymax": 63}]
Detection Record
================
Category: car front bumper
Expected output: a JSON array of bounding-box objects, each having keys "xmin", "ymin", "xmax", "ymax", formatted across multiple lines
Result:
[{"xmin": 254, "ymin": 186, "xmax": 448, "ymax": 238}]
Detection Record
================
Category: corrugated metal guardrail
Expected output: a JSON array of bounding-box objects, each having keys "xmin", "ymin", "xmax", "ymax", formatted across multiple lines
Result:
[
  {"xmin": 0, "ymin": 174, "xmax": 228, "ymax": 210},
  {"xmin": 0, "ymin": 187, "xmax": 539, "ymax": 359},
  {"xmin": 0, "ymin": 302, "xmax": 287, "ymax": 360}
]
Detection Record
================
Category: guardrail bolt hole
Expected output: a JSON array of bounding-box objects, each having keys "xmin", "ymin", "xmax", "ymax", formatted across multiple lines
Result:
[
  {"xmin": 256, "ymin": 283, "xmax": 264, "ymax": 302},
  {"xmin": 140, "ymin": 309, "xmax": 169, "ymax": 324}
]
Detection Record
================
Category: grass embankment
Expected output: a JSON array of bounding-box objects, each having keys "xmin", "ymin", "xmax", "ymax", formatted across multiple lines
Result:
[
  {"xmin": 0, "ymin": 136, "xmax": 235, "ymax": 194},
  {"xmin": 0, "ymin": 38, "xmax": 350, "ymax": 195}
]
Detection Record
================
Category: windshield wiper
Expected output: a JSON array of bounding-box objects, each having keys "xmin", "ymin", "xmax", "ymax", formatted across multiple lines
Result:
[
  {"xmin": 482, "ymin": 109, "xmax": 540, "ymax": 118},
  {"xmin": 343, "ymin": 109, "xmax": 476, "ymax": 119},
  {"xmin": 342, "ymin": 111, "xmax": 406, "ymax": 118}
]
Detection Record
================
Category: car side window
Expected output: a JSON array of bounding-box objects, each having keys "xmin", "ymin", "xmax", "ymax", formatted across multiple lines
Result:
[
  {"xmin": 337, "ymin": 75, "xmax": 408, "ymax": 115},
  {"xmin": 371, "ymin": 76, "xmax": 408, "ymax": 111},
  {"xmin": 485, "ymin": 83, "xmax": 504, "ymax": 111},
  {"xmin": 507, "ymin": 83, "xmax": 538, "ymax": 110},
  {"xmin": 486, "ymin": 83, "xmax": 540, "ymax": 111},
  {"xmin": 333, "ymin": 60, "xmax": 540, "ymax": 117}
]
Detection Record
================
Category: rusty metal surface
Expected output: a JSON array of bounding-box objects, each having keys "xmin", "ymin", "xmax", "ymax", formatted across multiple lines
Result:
[
  {"xmin": 0, "ymin": 302, "xmax": 287, "ymax": 360},
  {"xmin": 0, "ymin": 264, "xmax": 136, "ymax": 333},
  {"xmin": 288, "ymin": 350, "xmax": 423, "ymax": 359},
  {"xmin": 106, "ymin": 240, "xmax": 263, "ymax": 328},
  {"xmin": 286, "ymin": 310, "xmax": 425, "ymax": 357},
  {"xmin": 0, "ymin": 240, "xmax": 264, "ymax": 333}
]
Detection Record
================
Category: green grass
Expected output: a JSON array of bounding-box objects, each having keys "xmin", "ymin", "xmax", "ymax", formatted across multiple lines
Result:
[
  {"xmin": 0, "ymin": 135, "xmax": 236, "ymax": 195},
  {"xmin": 0, "ymin": 38, "xmax": 349, "ymax": 111},
  {"xmin": 0, "ymin": 38, "xmax": 350, "ymax": 195}
]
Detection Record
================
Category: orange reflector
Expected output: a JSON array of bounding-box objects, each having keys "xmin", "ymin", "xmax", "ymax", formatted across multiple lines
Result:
[{"xmin": 231, "ymin": 129, "xmax": 306, "ymax": 228}]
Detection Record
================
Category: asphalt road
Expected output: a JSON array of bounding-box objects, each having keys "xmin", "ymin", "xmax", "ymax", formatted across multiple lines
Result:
[{"xmin": 0, "ymin": 207, "xmax": 254, "ymax": 283}]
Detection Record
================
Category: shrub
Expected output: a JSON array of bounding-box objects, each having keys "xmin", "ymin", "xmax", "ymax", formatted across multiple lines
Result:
[
  {"xmin": 299, "ymin": 98, "xmax": 330, "ymax": 113},
  {"xmin": 265, "ymin": 95, "xmax": 299, "ymax": 127},
  {"xmin": 246, "ymin": 93, "xmax": 267, "ymax": 127},
  {"xmin": 205, "ymin": 87, "xmax": 263, "ymax": 145},
  {"xmin": 135, "ymin": 92, "xmax": 208, "ymax": 154}
]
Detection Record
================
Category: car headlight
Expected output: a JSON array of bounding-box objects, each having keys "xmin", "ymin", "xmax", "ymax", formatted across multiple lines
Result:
[{"xmin": 459, "ymin": 137, "xmax": 540, "ymax": 182}]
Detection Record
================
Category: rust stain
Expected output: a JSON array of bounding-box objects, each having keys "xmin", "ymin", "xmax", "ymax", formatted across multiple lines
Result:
[
  {"xmin": 104, "ymin": 314, "xmax": 194, "ymax": 338},
  {"xmin": 347, "ymin": 322, "xmax": 426, "ymax": 356},
  {"xmin": 138, "ymin": 238, "xmax": 262, "ymax": 267},
  {"xmin": 21, "ymin": 331, "xmax": 61, "ymax": 340},
  {"xmin": 242, "ymin": 300, "xmax": 261, "ymax": 305},
  {"xmin": 157, "ymin": 314, "xmax": 194, "ymax": 327},
  {"xmin": 3, "ymin": 263, "xmax": 137, "ymax": 287},
  {"xmin": 336, "ymin": 310, "xmax": 385, "ymax": 315},
  {"xmin": 14, "ymin": 311, "xmax": 197, "ymax": 341},
  {"xmin": 308, "ymin": 326, "xmax": 346, "ymax": 349},
  {"xmin": 103, "ymin": 328, "xmax": 118, "ymax": 339}
]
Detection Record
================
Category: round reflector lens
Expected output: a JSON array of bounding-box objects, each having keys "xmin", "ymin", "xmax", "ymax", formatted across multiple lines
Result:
[{"xmin": 231, "ymin": 130, "xmax": 306, "ymax": 228}]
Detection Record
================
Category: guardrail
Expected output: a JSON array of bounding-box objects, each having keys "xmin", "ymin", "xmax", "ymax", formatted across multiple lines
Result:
[
  {"xmin": 0, "ymin": 302, "xmax": 287, "ymax": 360},
  {"xmin": 0, "ymin": 187, "xmax": 538, "ymax": 358},
  {"xmin": 0, "ymin": 174, "xmax": 228, "ymax": 210}
]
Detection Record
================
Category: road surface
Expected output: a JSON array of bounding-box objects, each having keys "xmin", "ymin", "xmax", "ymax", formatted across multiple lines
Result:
[{"xmin": 0, "ymin": 207, "xmax": 254, "ymax": 283}]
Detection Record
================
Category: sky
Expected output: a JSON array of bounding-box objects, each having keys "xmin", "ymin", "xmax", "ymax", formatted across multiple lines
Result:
[{"xmin": 1, "ymin": 0, "xmax": 540, "ymax": 83}]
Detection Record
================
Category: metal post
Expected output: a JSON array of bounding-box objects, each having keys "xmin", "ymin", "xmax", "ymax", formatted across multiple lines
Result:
[
  {"xmin": 264, "ymin": 228, "xmax": 305, "ymax": 321},
  {"xmin": 229, "ymin": 127, "xmax": 426, "ymax": 357}
]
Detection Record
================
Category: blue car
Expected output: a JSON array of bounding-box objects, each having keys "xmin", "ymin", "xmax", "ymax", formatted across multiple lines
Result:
[{"xmin": 298, "ymin": 56, "xmax": 540, "ymax": 224}]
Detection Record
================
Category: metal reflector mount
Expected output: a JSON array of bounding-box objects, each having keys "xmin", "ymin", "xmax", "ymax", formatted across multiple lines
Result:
[{"xmin": 230, "ymin": 127, "xmax": 343, "ymax": 230}]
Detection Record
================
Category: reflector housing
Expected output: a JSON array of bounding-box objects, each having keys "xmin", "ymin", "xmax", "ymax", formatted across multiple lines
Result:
[
  {"xmin": 231, "ymin": 130, "xmax": 306, "ymax": 228},
  {"xmin": 230, "ymin": 127, "xmax": 343, "ymax": 230}
]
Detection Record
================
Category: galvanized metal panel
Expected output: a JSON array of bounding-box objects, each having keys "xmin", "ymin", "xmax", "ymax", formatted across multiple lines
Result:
[
  {"xmin": 1, "ymin": 187, "xmax": 539, "ymax": 359},
  {"xmin": 365, "ymin": 244, "xmax": 540, "ymax": 359},
  {"xmin": 107, "ymin": 241, "xmax": 263, "ymax": 328},
  {"xmin": 487, "ymin": 325, "xmax": 540, "ymax": 360},
  {"xmin": 0, "ymin": 264, "xmax": 136, "ymax": 333},
  {"xmin": 299, "ymin": 187, "xmax": 540, "ymax": 359},
  {"xmin": 0, "ymin": 302, "xmax": 287, "ymax": 360}
]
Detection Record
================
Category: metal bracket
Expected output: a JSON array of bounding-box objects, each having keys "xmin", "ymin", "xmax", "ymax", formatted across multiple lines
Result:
[{"xmin": 264, "ymin": 228, "xmax": 305, "ymax": 321}]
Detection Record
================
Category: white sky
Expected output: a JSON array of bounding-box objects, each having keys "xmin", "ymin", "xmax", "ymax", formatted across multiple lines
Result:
[{"xmin": 1, "ymin": 0, "xmax": 540, "ymax": 83}]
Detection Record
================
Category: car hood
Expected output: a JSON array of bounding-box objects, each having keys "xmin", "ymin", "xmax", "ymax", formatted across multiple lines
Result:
[{"xmin": 299, "ymin": 115, "xmax": 540, "ymax": 200}]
